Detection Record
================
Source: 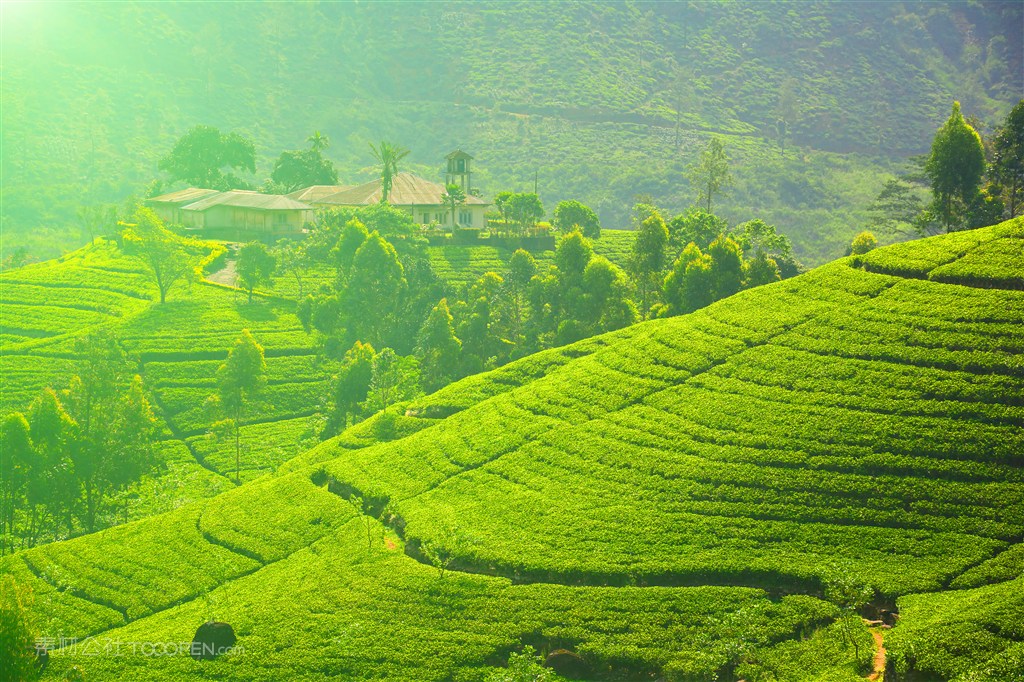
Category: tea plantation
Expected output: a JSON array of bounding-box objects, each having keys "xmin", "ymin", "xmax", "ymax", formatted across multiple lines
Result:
[{"xmin": 1, "ymin": 219, "xmax": 1021, "ymax": 680}]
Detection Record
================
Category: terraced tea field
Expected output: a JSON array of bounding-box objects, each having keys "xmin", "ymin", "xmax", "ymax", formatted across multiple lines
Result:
[
  {"xmin": 0, "ymin": 239, "xmax": 326, "ymax": 517},
  {"xmin": 2, "ymin": 219, "xmax": 1021, "ymax": 680}
]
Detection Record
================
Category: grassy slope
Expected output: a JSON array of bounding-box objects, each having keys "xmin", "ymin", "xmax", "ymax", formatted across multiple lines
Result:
[
  {"xmin": 3, "ymin": 218, "xmax": 1021, "ymax": 680},
  {"xmin": 0, "ymin": 231, "xmax": 632, "ymax": 526},
  {"xmin": 2, "ymin": 2, "xmax": 1020, "ymax": 263}
]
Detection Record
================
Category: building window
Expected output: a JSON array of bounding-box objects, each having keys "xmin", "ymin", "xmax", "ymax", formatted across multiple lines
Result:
[
  {"xmin": 422, "ymin": 213, "xmax": 432, "ymax": 224},
  {"xmin": 459, "ymin": 210, "xmax": 473, "ymax": 226},
  {"xmin": 276, "ymin": 212, "xmax": 288, "ymax": 225},
  {"xmin": 456, "ymin": 159, "xmax": 465, "ymax": 172},
  {"xmin": 436, "ymin": 212, "xmax": 445, "ymax": 224}
]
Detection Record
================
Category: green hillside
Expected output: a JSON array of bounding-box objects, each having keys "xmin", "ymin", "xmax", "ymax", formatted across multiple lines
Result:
[
  {"xmin": 2, "ymin": 2, "xmax": 1021, "ymax": 263},
  {"xmin": 3, "ymin": 219, "xmax": 1022, "ymax": 681},
  {"xmin": 0, "ymin": 229, "xmax": 636, "ymax": 530}
]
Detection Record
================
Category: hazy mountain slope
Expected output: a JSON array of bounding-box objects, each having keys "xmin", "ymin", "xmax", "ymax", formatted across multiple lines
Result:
[
  {"xmin": 4, "ymin": 219, "xmax": 1022, "ymax": 681},
  {"xmin": 2, "ymin": 2, "xmax": 1020, "ymax": 262}
]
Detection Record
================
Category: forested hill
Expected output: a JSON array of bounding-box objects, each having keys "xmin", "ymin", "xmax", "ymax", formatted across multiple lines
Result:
[{"xmin": 2, "ymin": 1, "xmax": 1021, "ymax": 261}]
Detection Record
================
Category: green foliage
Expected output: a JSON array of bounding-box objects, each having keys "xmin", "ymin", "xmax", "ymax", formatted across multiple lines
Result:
[
  {"xmin": 630, "ymin": 211, "xmax": 670, "ymax": 316},
  {"xmin": 991, "ymin": 99, "xmax": 1024, "ymax": 218},
  {"xmin": 273, "ymin": 238, "xmax": 310, "ymax": 298},
  {"xmin": 663, "ymin": 243, "xmax": 714, "ymax": 315},
  {"xmin": 707, "ymin": 234, "xmax": 744, "ymax": 299},
  {"xmin": 326, "ymin": 341, "xmax": 376, "ymax": 437},
  {"xmin": 270, "ymin": 148, "xmax": 338, "ymax": 192},
  {"xmin": 687, "ymin": 137, "xmax": 733, "ymax": 213},
  {"xmin": 343, "ymin": 233, "xmax": 407, "ymax": 347},
  {"xmin": 364, "ymin": 348, "xmax": 420, "ymax": 415},
  {"xmin": 0, "ymin": 574, "xmax": 38, "ymax": 682},
  {"xmin": 2, "ymin": 223, "xmax": 1023, "ymax": 681},
  {"xmin": 887, "ymin": 575, "xmax": 1024, "ymax": 681},
  {"xmin": 926, "ymin": 102, "xmax": 987, "ymax": 231},
  {"xmin": 215, "ymin": 330, "xmax": 267, "ymax": 482},
  {"xmin": 235, "ymin": 241, "xmax": 277, "ymax": 302},
  {"xmin": 157, "ymin": 124, "xmax": 256, "ymax": 189},
  {"xmin": 849, "ymin": 231, "xmax": 877, "ymax": 255},
  {"xmin": 485, "ymin": 646, "xmax": 562, "ymax": 682},
  {"xmin": 667, "ymin": 208, "xmax": 727, "ymax": 253},
  {"xmin": 441, "ymin": 184, "xmax": 467, "ymax": 228},
  {"xmin": 553, "ymin": 230, "xmax": 593, "ymax": 286},
  {"xmin": 552, "ymin": 200, "xmax": 601, "ymax": 240},
  {"xmin": 368, "ymin": 141, "xmax": 409, "ymax": 204},
  {"xmin": 121, "ymin": 208, "xmax": 194, "ymax": 303},
  {"xmin": 416, "ymin": 299, "xmax": 462, "ymax": 394},
  {"xmin": 506, "ymin": 193, "xmax": 545, "ymax": 235}
]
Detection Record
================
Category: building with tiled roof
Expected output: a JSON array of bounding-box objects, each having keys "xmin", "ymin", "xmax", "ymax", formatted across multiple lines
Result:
[
  {"xmin": 313, "ymin": 167, "xmax": 488, "ymax": 228},
  {"xmin": 146, "ymin": 189, "xmax": 313, "ymax": 235}
]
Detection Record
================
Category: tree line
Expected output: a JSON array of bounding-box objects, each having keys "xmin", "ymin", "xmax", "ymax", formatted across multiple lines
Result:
[
  {"xmin": 1, "ymin": 334, "xmax": 160, "ymax": 553},
  {"xmin": 868, "ymin": 99, "xmax": 1023, "ymax": 236}
]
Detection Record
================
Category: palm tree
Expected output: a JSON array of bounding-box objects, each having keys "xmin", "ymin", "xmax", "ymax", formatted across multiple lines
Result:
[
  {"xmin": 369, "ymin": 141, "xmax": 410, "ymax": 204},
  {"xmin": 307, "ymin": 131, "xmax": 330, "ymax": 152}
]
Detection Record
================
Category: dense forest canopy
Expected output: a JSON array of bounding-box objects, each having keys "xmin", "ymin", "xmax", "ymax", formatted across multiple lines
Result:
[{"xmin": 2, "ymin": 1, "xmax": 1021, "ymax": 262}]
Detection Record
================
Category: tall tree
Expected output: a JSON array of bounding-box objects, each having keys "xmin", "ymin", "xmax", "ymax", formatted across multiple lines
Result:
[
  {"xmin": 504, "ymin": 249, "xmax": 537, "ymax": 346},
  {"xmin": 630, "ymin": 211, "xmax": 670, "ymax": 317},
  {"xmin": 925, "ymin": 101, "xmax": 986, "ymax": 231},
  {"xmin": 236, "ymin": 241, "xmax": 277, "ymax": 303},
  {"xmin": 122, "ymin": 208, "xmax": 194, "ymax": 303},
  {"xmin": 991, "ymin": 99, "xmax": 1024, "ymax": 218},
  {"xmin": 77, "ymin": 204, "xmax": 117, "ymax": 243},
  {"xmin": 215, "ymin": 330, "xmax": 267, "ymax": 483},
  {"xmin": 274, "ymin": 239, "xmax": 309, "ymax": 298},
  {"xmin": 554, "ymin": 230, "xmax": 594, "ymax": 289},
  {"xmin": 667, "ymin": 208, "xmax": 728, "ymax": 253},
  {"xmin": 330, "ymin": 218, "xmax": 371, "ymax": 286},
  {"xmin": 0, "ymin": 574, "xmax": 39, "ymax": 682},
  {"xmin": 582, "ymin": 256, "xmax": 637, "ymax": 333},
  {"xmin": 326, "ymin": 341, "xmax": 376, "ymax": 437},
  {"xmin": 493, "ymin": 191, "xmax": 514, "ymax": 235},
  {"xmin": 663, "ymin": 242, "xmax": 714, "ymax": 316},
  {"xmin": 1, "ymin": 414, "xmax": 33, "ymax": 556},
  {"xmin": 363, "ymin": 348, "xmax": 420, "ymax": 415},
  {"xmin": 416, "ymin": 299, "xmax": 462, "ymax": 393},
  {"xmin": 27, "ymin": 389, "xmax": 77, "ymax": 543},
  {"xmin": 307, "ymin": 130, "xmax": 330, "ymax": 152},
  {"xmin": 508, "ymin": 193, "xmax": 545, "ymax": 235},
  {"xmin": 158, "ymin": 124, "xmax": 256, "ymax": 189},
  {"xmin": 368, "ymin": 141, "xmax": 410, "ymax": 204},
  {"xmin": 552, "ymin": 200, "xmax": 601, "ymax": 240},
  {"xmin": 343, "ymin": 233, "xmax": 407, "ymax": 347},
  {"xmin": 707, "ymin": 234, "xmax": 745, "ymax": 300},
  {"xmin": 64, "ymin": 332, "xmax": 144, "ymax": 532},
  {"xmin": 270, "ymin": 149, "xmax": 338, "ymax": 192},
  {"xmin": 442, "ymin": 184, "xmax": 467, "ymax": 228},
  {"xmin": 687, "ymin": 137, "xmax": 733, "ymax": 213}
]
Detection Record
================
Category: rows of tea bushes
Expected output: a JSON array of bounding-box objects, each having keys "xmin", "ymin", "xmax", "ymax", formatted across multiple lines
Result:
[
  {"xmin": 187, "ymin": 415, "xmax": 321, "ymax": 481},
  {"xmin": 427, "ymin": 244, "xmax": 515, "ymax": 289},
  {"xmin": 886, "ymin": 574, "xmax": 1024, "ymax": 681},
  {"xmin": 315, "ymin": 223, "xmax": 1024, "ymax": 600},
  {"xmin": 0, "ymin": 237, "xmax": 332, "ymax": 539},
  {"xmin": 116, "ymin": 283, "xmax": 311, "ymax": 359},
  {"xmin": 857, "ymin": 217, "xmax": 1022, "ymax": 284},
  {"xmin": 0, "ymin": 474, "xmax": 354, "ymax": 635},
  {"xmin": 44, "ymin": 513, "xmax": 866, "ymax": 682}
]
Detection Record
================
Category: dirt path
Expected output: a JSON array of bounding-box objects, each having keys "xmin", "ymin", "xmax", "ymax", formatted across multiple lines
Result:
[
  {"xmin": 207, "ymin": 257, "xmax": 238, "ymax": 286},
  {"xmin": 867, "ymin": 628, "xmax": 886, "ymax": 681}
]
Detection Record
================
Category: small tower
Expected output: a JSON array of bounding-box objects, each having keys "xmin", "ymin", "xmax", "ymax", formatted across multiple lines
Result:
[{"xmin": 445, "ymin": 149, "xmax": 474, "ymax": 194}]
